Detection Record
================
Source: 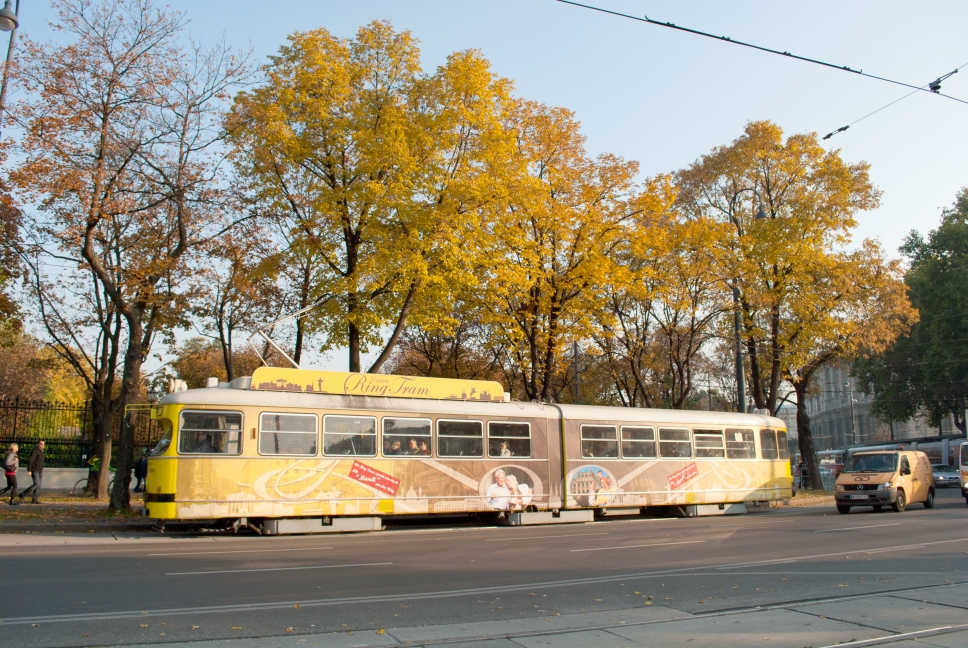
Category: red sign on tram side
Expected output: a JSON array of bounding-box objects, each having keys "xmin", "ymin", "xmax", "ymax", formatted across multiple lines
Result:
[
  {"xmin": 668, "ymin": 462, "xmax": 699, "ymax": 490},
  {"xmin": 348, "ymin": 460, "xmax": 401, "ymax": 496}
]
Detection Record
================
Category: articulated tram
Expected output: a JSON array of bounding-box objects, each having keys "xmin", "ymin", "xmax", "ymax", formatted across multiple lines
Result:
[{"xmin": 144, "ymin": 367, "xmax": 792, "ymax": 531}]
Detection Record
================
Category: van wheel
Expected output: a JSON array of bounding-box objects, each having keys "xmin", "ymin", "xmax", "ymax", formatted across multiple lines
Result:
[
  {"xmin": 892, "ymin": 490, "xmax": 906, "ymax": 512},
  {"xmin": 836, "ymin": 504, "xmax": 851, "ymax": 514},
  {"xmin": 924, "ymin": 488, "xmax": 935, "ymax": 509}
]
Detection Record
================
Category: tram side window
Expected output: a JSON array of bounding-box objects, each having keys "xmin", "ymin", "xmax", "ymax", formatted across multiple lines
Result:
[
  {"xmin": 694, "ymin": 429, "xmax": 725, "ymax": 458},
  {"xmin": 725, "ymin": 429, "xmax": 756, "ymax": 459},
  {"xmin": 621, "ymin": 426, "xmax": 656, "ymax": 458},
  {"xmin": 488, "ymin": 422, "xmax": 531, "ymax": 458},
  {"xmin": 260, "ymin": 413, "xmax": 317, "ymax": 455},
  {"xmin": 323, "ymin": 415, "xmax": 377, "ymax": 456},
  {"xmin": 383, "ymin": 417, "xmax": 432, "ymax": 456},
  {"xmin": 658, "ymin": 428, "xmax": 692, "ymax": 458},
  {"xmin": 437, "ymin": 420, "xmax": 484, "ymax": 457},
  {"xmin": 775, "ymin": 430, "xmax": 790, "ymax": 459},
  {"xmin": 179, "ymin": 411, "xmax": 242, "ymax": 455},
  {"xmin": 581, "ymin": 425, "xmax": 618, "ymax": 458},
  {"xmin": 760, "ymin": 430, "xmax": 779, "ymax": 460}
]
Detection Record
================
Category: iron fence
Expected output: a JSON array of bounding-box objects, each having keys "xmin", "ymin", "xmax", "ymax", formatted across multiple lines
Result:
[{"xmin": 0, "ymin": 398, "xmax": 163, "ymax": 467}]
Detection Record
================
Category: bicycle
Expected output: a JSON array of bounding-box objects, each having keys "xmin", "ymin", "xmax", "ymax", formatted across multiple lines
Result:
[{"xmin": 72, "ymin": 476, "xmax": 115, "ymax": 496}]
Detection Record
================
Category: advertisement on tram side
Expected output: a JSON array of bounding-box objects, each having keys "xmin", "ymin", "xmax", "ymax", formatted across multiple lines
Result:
[
  {"xmin": 564, "ymin": 460, "xmax": 791, "ymax": 508},
  {"xmin": 162, "ymin": 456, "xmax": 552, "ymax": 520}
]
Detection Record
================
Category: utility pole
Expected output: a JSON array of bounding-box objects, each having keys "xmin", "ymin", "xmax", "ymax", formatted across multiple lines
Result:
[
  {"xmin": 845, "ymin": 378, "xmax": 858, "ymax": 446},
  {"xmin": 733, "ymin": 285, "xmax": 746, "ymax": 413},
  {"xmin": 572, "ymin": 341, "xmax": 581, "ymax": 405}
]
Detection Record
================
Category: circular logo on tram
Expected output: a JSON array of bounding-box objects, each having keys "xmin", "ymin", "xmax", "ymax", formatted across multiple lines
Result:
[{"xmin": 567, "ymin": 465, "xmax": 616, "ymax": 508}]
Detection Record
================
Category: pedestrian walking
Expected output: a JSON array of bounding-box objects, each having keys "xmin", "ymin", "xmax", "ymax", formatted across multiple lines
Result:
[
  {"xmin": 1, "ymin": 443, "xmax": 19, "ymax": 505},
  {"xmin": 134, "ymin": 451, "xmax": 148, "ymax": 493},
  {"xmin": 18, "ymin": 440, "xmax": 45, "ymax": 504}
]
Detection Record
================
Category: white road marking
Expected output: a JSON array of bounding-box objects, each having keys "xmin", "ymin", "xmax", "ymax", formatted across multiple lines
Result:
[
  {"xmin": 818, "ymin": 624, "xmax": 968, "ymax": 648},
  {"xmin": 150, "ymin": 547, "xmax": 333, "ymax": 556},
  {"xmin": 570, "ymin": 540, "xmax": 705, "ymax": 553},
  {"xmin": 716, "ymin": 537, "xmax": 968, "ymax": 569},
  {"xmin": 814, "ymin": 523, "xmax": 903, "ymax": 533},
  {"xmin": 485, "ymin": 532, "xmax": 608, "ymax": 542},
  {"xmin": 167, "ymin": 561, "xmax": 391, "ymax": 576}
]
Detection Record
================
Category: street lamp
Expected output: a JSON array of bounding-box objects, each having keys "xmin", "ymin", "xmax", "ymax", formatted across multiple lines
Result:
[
  {"xmin": 0, "ymin": 0, "xmax": 19, "ymax": 140},
  {"xmin": 146, "ymin": 387, "xmax": 161, "ymax": 404},
  {"xmin": 0, "ymin": 1, "xmax": 17, "ymax": 31}
]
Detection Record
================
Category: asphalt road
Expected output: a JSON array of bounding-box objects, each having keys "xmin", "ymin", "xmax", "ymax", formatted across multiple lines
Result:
[{"xmin": 3, "ymin": 488, "xmax": 967, "ymax": 647}]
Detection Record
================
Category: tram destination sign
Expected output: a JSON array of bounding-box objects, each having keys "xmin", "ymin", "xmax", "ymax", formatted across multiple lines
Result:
[{"xmin": 250, "ymin": 367, "xmax": 508, "ymax": 402}]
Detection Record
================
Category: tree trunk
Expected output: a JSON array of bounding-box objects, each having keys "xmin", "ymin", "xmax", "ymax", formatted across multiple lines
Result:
[
  {"xmin": 110, "ymin": 318, "xmax": 144, "ymax": 510},
  {"xmin": 89, "ymin": 390, "xmax": 114, "ymax": 498},
  {"xmin": 793, "ymin": 379, "xmax": 823, "ymax": 490}
]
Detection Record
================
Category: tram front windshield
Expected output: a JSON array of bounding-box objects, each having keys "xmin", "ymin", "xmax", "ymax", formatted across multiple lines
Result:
[
  {"xmin": 843, "ymin": 453, "xmax": 897, "ymax": 474},
  {"xmin": 961, "ymin": 444, "xmax": 968, "ymax": 467}
]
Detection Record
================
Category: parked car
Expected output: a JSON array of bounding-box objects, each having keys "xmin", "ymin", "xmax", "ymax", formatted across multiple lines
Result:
[{"xmin": 931, "ymin": 463, "xmax": 959, "ymax": 488}]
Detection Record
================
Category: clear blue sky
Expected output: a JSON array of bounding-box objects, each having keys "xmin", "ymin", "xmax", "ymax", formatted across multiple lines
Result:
[
  {"xmin": 20, "ymin": 0, "xmax": 968, "ymax": 253},
  {"xmin": 17, "ymin": 1, "xmax": 968, "ymax": 370}
]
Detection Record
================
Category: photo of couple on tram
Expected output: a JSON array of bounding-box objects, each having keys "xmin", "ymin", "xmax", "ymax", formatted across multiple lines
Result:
[{"xmin": 484, "ymin": 468, "xmax": 533, "ymax": 511}]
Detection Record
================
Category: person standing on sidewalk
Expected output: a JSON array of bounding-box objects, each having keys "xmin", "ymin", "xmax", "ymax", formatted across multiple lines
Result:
[
  {"xmin": 18, "ymin": 440, "xmax": 44, "ymax": 504},
  {"xmin": 1, "ymin": 443, "xmax": 19, "ymax": 505},
  {"xmin": 133, "ymin": 451, "xmax": 148, "ymax": 493}
]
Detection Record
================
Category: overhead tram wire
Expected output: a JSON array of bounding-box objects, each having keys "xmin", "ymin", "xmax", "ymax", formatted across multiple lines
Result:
[
  {"xmin": 823, "ymin": 63, "xmax": 967, "ymax": 139},
  {"xmin": 556, "ymin": 0, "xmax": 968, "ymax": 107}
]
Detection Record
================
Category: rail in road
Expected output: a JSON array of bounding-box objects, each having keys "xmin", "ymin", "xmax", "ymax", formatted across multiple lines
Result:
[{"xmin": 2, "ymin": 488, "xmax": 967, "ymax": 647}]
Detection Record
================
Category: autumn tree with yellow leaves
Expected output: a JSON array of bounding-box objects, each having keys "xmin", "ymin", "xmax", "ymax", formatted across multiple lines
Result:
[
  {"xmin": 595, "ymin": 205, "xmax": 733, "ymax": 409},
  {"xmin": 467, "ymin": 101, "xmax": 646, "ymax": 402},
  {"xmin": 676, "ymin": 121, "xmax": 914, "ymax": 487},
  {"xmin": 228, "ymin": 21, "xmax": 511, "ymax": 373}
]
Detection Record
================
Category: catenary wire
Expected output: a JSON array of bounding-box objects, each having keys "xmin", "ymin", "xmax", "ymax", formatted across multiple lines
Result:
[
  {"xmin": 823, "ymin": 62, "xmax": 968, "ymax": 139},
  {"xmin": 557, "ymin": 0, "xmax": 968, "ymax": 106}
]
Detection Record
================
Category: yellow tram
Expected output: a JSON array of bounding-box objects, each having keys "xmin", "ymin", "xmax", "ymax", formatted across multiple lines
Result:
[{"xmin": 145, "ymin": 367, "xmax": 793, "ymax": 530}]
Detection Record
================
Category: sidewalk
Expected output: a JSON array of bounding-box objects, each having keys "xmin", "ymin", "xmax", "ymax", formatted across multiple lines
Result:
[{"xmin": 107, "ymin": 582, "xmax": 968, "ymax": 648}]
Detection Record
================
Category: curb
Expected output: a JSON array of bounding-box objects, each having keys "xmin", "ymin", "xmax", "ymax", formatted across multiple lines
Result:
[
  {"xmin": 778, "ymin": 495, "xmax": 834, "ymax": 507},
  {"xmin": 0, "ymin": 520, "xmax": 158, "ymax": 533}
]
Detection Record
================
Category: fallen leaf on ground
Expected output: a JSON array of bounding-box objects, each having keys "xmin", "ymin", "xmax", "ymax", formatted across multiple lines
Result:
[
  {"xmin": 285, "ymin": 627, "xmax": 295, "ymax": 633},
  {"xmin": 376, "ymin": 629, "xmax": 386, "ymax": 635}
]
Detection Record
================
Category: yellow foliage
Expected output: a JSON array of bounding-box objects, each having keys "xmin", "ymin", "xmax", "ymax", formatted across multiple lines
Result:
[
  {"xmin": 228, "ymin": 21, "xmax": 512, "ymax": 372},
  {"xmin": 466, "ymin": 100, "xmax": 646, "ymax": 401}
]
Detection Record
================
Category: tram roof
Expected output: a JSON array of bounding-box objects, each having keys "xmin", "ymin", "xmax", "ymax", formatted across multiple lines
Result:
[{"xmin": 158, "ymin": 384, "xmax": 785, "ymax": 428}]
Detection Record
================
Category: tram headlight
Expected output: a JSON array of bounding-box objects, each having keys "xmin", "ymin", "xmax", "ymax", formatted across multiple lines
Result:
[{"xmin": 877, "ymin": 481, "xmax": 894, "ymax": 490}]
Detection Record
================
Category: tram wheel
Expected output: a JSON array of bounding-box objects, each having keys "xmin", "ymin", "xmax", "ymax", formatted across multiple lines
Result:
[{"xmin": 836, "ymin": 504, "xmax": 850, "ymax": 514}]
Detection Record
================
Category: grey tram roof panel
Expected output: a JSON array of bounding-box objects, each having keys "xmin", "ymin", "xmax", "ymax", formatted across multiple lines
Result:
[{"xmin": 158, "ymin": 378, "xmax": 786, "ymax": 429}]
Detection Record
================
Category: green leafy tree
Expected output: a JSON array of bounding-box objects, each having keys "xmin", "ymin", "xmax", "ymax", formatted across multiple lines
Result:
[{"xmin": 855, "ymin": 189, "xmax": 968, "ymax": 434}]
